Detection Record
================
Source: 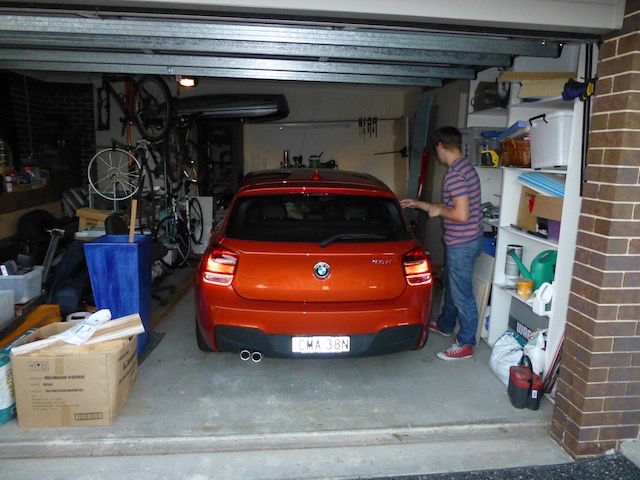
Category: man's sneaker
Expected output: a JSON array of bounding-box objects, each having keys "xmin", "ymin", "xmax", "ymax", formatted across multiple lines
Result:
[
  {"xmin": 428, "ymin": 322, "xmax": 451, "ymax": 337},
  {"xmin": 436, "ymin": 343, "xmax": 473, "ymax": 361}
]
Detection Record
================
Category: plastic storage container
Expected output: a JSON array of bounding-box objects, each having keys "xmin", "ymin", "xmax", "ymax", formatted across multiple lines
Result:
[
  {"xmin": 0, "ymin": 266, "xmax": 43, "ymax": 304},
  {"xmin": 529, "ymin": 111, "xmax": 573, "ymax": 169},
  {"xmin": 0, "ymin": 290, "xmax": 15, "ymax": 329},
  {"xmin": 84, "ymin": 235, "xmax": 152, "ymax": 357}
]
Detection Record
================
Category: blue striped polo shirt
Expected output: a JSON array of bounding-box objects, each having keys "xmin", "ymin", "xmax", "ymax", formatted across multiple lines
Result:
[{"xmin": 442, "ymin": 157, "xmax": 483, "ymax": 246}]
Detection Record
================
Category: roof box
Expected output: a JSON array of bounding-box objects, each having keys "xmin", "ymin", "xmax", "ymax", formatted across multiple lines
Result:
[{"xmin": 176, "ymin": 94, "xmax": 289, "ymax": 122}]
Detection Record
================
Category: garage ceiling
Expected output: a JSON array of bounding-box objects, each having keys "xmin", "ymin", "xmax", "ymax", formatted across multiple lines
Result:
[{"xmin": 0, "ymin": 2, "xmax": 618, "ymax": 88}]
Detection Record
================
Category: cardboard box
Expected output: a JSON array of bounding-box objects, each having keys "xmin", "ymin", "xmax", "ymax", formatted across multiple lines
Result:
[
  {"xmin": 517, "ymin": 187, "xmax": 563, "ymax": 237},
  {"xmin": 516, "ymin": 186, "xmax": 538, "ymax": 232},
  {"xmin": 531, "ymin": 194, "xmax": 563, "ymax": 222},
  {"xmin": 10, "ymin": 322, "xmax": 137, "ymax": 427},
  {"xmin": 76, "ymin": 207, "xmax": 115, "ymax": 230}
]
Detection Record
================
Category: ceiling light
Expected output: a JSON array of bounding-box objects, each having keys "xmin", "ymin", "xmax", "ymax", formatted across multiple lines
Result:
[{"xmin": 177, "ymin": 76, "xmax": 198, "ymax": 88}]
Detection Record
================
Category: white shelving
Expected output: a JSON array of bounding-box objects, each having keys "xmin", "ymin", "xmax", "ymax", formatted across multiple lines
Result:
[{"xmin": 485, "ymin": 44, "xmax": 591, "ymax": 381}]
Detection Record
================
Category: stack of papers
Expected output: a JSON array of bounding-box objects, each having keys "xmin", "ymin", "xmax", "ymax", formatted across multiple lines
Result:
[{"xmin": 518, "ymin": 172, "xmax": 565, "ymax": 197}]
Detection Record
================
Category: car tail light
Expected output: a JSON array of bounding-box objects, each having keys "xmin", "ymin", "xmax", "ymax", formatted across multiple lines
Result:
[
  {"xmin": 403, "ymin": 247, "xmax": 432, "ymax": 285},
  {"xmin": 203, "ymin": 245, "xmax": 238, "ymax": 286}
]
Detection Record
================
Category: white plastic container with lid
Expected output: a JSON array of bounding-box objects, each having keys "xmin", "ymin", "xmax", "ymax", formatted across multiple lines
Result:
[
  {"xmin": 529, "ymin": 111, "xmax": 573, "ymax": 169},
  {"xmin": 0, "ymin": 266, "xmax": 43, "ymax": 304},
  {"xmin": 0, "ymin": 290, "xmax": 15, "ymax": 329}
]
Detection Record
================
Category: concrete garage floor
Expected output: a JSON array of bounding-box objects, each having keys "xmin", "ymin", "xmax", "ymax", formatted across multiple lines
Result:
[{"xmin": 0, "ymin": 266, "xmax": 625, "ymax": 479}]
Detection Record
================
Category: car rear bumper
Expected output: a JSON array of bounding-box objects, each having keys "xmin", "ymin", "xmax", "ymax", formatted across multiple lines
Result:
[{"xmin": 214, "ymin": 324, "xmax": 424, "ymax": 358}]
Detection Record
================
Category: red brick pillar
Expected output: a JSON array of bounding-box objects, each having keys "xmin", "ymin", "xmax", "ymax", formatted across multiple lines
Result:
[{"xmin": 551, "ymin": 2, "xmax": 640, "ymax": 457}]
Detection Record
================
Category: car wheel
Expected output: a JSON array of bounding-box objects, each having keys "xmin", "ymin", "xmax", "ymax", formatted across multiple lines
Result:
[{"xmin": 196, "ymin": 317, "xmax": 213, "ymax": 352}]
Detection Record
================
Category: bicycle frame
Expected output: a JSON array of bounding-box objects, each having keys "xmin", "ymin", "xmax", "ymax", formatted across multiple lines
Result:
[
  {"xmin": 97, "ymin": 74, "xmax": 173, "ymax": 142},
  {"xmin": 97, "ymin": 75, "xmax": 135, "ymax": 136}
]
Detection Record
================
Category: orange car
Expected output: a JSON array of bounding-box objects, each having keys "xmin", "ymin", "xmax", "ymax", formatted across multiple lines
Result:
[{"xmin": 195, "ymin": 169, "xmax": 432, "ymax": 358}]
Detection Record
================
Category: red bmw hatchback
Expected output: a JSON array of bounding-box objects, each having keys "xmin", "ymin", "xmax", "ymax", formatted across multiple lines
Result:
[{"xmin": 195, "ymin": 168, "xmax": 433, "ymax": 358}]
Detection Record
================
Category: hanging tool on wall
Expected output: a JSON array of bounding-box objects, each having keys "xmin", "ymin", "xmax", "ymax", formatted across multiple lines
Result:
[
  {"xmin": 374, "ymin": 146, "xmax": 408, "ymax": 158},
  {"xmin": 358, "ymin": 117, "xmax": 379, "ymax": 140}
]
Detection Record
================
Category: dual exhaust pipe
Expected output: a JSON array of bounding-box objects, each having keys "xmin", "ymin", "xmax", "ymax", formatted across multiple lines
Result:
[{"xmin": 240, "ymin": 349, "xmax": 262, "ymax": 363}]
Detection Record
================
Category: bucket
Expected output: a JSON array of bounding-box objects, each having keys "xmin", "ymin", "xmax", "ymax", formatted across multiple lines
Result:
[
  {"xmin": 84, "ymin": 234, "xmax": 152, "ymax": 357},
  {"xmin": 505, "ymin": 244, "xmax": 522, "ymax": 283}
]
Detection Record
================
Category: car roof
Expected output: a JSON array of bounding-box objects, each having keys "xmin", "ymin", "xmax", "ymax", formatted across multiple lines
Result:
[{"xmin": 238, "ymin": 168, "xmax": 395, "ymax": 195}]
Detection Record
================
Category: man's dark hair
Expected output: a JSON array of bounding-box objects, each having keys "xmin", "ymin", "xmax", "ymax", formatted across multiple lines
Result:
[{"xmin": 431, "ymin": 126, "xmax": 462, "ymax": 151}]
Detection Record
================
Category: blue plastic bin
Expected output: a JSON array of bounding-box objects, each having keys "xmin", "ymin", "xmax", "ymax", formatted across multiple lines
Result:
[
  {"xmin": 482, "ymin": 233, "xmax": 496, "ymax": 257},
  {"xmin": 84, "ymin": 234, "xmax": 152, "ymax": 357}
]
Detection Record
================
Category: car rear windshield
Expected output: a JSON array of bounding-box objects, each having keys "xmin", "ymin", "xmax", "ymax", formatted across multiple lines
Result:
[{"xmin": 225, "ymin": 194, "xmax": 410, "ymax": 244}]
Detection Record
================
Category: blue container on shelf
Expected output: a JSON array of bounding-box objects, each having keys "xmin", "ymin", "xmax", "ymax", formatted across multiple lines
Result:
[
  {"xmin": 482, "ymin": 233, "xmax": 496, "ymax": 257},
  {"xmin": 84, "ymin": 234, "xmax": 152, "ymax": 357}
]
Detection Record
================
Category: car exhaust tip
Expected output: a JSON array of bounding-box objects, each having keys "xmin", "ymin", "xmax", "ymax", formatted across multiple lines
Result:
[
  {"xmin": 240, "ymin": 349, "xmax": 251, "ymax": 361},
  {"xmin": 251, "ymin": 351, "xmax": 262, "ymax": 363}
]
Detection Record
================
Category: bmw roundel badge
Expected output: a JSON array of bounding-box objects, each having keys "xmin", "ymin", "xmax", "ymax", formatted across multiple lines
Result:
[{"xmin": 313, "ymin": 262, "xmax": 331, "ymax": 280}]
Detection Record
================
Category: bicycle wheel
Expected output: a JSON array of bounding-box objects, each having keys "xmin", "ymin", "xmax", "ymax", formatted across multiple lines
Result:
[
  {"xmin": 134, "ymin": 75, "xmax": 173, "ymax": 142},
  {"xmin": 162, "ymin": 125, "xmax": 186, "ymax": 183},
  {"xmin": 136, "ymin": 164, "xmax": 156, "ymax": 234},
  {"xmin": 189, "ymin": 197, "xmax": 204, "ymax": 244},
  {"xmin": 155, "ymin": 217, "xmax": 191, "ymax": 268},
  {"xmin": 87, "ymin": 147, "xmax": 140, "ymax": 201}
]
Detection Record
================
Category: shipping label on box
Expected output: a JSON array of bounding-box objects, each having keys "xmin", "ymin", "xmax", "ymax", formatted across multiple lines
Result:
[{"xmin": 10, "ymin": 323, "xmax": 137, "ymax": 427}]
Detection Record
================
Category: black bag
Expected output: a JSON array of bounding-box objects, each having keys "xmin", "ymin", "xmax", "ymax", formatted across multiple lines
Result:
[
  {"xmin": 45, "ymin": 240, "xmax": 92, "ymax": 318},
  {"xmin": 471, "ymin": 82, "xmax": 510, "ymax": 111}
]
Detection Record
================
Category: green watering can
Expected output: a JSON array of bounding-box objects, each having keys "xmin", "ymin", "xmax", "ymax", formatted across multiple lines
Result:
[{"xmin": 509, "ymin": 249, "xmax": 557, "ymax": 290}]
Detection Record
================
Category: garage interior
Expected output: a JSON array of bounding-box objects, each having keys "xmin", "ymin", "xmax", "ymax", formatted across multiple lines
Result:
[{"xmin": 0, "ymin": 1, "xmax": 637, "ymax": 478}]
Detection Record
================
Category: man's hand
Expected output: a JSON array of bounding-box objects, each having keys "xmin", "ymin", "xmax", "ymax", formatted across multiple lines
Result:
[{"xmin": 400, "ymin": 198, "xmax": 434, "ymax": 217}]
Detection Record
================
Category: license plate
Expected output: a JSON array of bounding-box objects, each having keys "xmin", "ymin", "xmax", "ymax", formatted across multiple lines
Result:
[{"xmin": 292, "ymin": 336, "xmax": 350, "ymax": 354}]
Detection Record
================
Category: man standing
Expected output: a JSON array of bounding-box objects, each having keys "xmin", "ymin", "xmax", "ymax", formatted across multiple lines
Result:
[{"xmin": 400, "ymin": 126, "xmax": 483, "ymax": 360}]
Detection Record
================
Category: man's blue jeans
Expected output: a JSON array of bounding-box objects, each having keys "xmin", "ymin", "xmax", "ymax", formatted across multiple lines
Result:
[{"xmin": 436, "ymin": 235, "xmax": 483, "ymax": 347}]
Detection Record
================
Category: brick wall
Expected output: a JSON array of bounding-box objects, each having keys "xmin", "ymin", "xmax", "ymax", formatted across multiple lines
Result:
[
  {"xmin": 552, "ymin": 0, "xmax": 640, "ymax": 457},
  {"xmin": 9, "ymin": 73, "xmax": 95, "ymax": 188}
]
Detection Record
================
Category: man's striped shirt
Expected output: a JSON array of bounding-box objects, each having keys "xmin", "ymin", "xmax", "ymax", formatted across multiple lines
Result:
[{"xmin": 442, "ymin": 158, "xmax": 483, "ymax": 246}]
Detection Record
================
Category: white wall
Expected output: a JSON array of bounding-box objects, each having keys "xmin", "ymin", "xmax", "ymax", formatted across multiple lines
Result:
[{"xmin": 176, "ymin": 79, "xmax": 413, "ymax": 194}]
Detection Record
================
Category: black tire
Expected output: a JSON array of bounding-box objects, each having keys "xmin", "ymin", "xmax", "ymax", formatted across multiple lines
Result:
[
  {"xmin": 189, "ymin": 197, "xmax": 204, "ymax": 244},
  {"xmin": 162, "ymin": 125, "xmax": 184, "ymax": 183},
  {"xmin": 155, "ymin": 217, "xmax": 190, "ymax": 268},
  {"xmin": 134, "ymin": 75, "xmax": 173, "ymax": 142},
  {"xmin": 196, "ymin": 317, "xmax": 213, "ymax": 352}
]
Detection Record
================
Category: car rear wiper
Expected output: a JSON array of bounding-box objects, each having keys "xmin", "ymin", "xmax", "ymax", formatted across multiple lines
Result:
[{"xmin": 319, "ymin": 233, "xmax": 386, "ymax": 248}]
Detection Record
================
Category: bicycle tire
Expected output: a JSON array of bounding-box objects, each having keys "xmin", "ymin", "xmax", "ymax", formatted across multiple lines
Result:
[
  {"xmin": 134, "ymin": 75, "xmax": 173, "ymax": 142},
  {"xmin": 155, "ymin": 217, "xmax": 191, "ymax": 268},
  {"xmin": 136, "ymin": 163, "xmax": 156, "ymax": 235},
  {"xmin": 87, "ymin": 147, "xmax": 141, "ymax": 201},
  {"xmin": 189, "ymin": 197, "xmax": 204, "ymax": 244},
  {"xmin": 183, "ymin": 136, "xmax": 199, "ymax": 183},
  {"xmin": 162, "ymin": 125, "xmax": 185, "ymax": 183}
]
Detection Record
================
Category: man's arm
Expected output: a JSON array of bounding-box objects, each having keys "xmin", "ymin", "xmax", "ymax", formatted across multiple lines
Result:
[{"xmin": 428, "ymin": 195, "xmax": 470, "ymax": 222}]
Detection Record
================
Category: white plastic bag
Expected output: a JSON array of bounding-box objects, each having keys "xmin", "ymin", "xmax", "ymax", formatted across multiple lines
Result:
[
  {"xmin": 490, "ymin": 331, "xmax": 524, "ymax": 386},
  {"xmin": 524, "ymin": 329, "xmax": 547, "ymax": 375}
]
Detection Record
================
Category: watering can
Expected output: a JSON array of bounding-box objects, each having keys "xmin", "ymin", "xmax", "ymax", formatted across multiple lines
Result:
[{"xmin": 508, "ymin": 249, "xmax": 557, "ymax": 290}]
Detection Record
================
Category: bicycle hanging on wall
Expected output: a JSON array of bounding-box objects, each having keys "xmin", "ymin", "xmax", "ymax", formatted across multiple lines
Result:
[
  {"xmin": 162, "ymin": 113, "xmax": 200, "ymax": 186},
  {"xmin": 155, "ymin": 178, "xmax": 203, "ymax": 268},
  {"xmin": 97, "ymin": 74, "xmax": 174, "ymax": 142}
]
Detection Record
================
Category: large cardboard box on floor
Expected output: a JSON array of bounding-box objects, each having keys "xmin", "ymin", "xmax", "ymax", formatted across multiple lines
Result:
[{"xmin": 10, "ymin": 322, "xmax": 137, "ymax": 427}]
